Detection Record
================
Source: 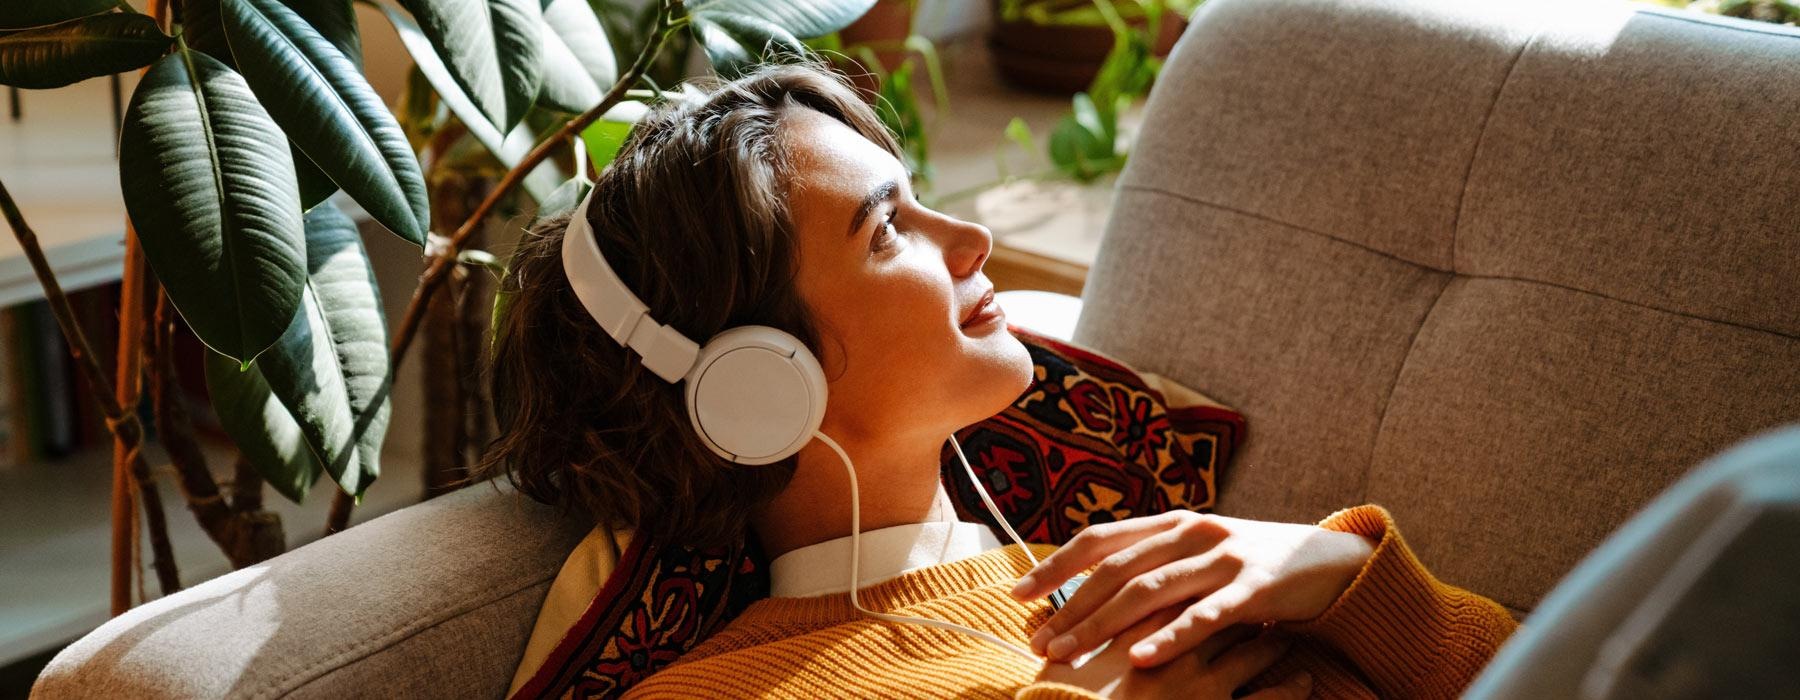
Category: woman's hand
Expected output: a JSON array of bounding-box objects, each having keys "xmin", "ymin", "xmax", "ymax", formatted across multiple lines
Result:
[
  {"xmin": 1032, "ymin": 606, "xmax": 1312, "ymax": 700},
  {"xmin": 1011, "ymin": 510, "xmax": 1375, "ymax": 668}
]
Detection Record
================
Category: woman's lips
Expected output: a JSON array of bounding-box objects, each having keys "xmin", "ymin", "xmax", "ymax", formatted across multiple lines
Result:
[{"xmin": 961, "ymin": 289, "xmax": 1003, "ymax": 329}]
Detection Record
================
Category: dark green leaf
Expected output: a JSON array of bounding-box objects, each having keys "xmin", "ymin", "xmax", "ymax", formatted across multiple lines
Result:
[
  {"xmin": 288, "ymin": 0, "xmax": 364, "ymax": 67},
  {"xmin": 223, "ymin": 0, "xmax": 429, "ymax": 246},
  {"xmin": 398, "ymin": 0, "xmax": 543, "ymax": 132},
  {"xmin": 687, "ymin": 0, "xmax": 875, "ymax": 73},
  {"xmin": 203, "ymin": 349, "xmax": 324, "ymax": 503},
  {"xmin": 284, "ymin": 0, "xmax": 367, "ymax": 209},
  {"xmin": 0, "ymin": 14, "xmax": 171, "ymax": 89},
  {"xmin": 185, "ymin": 0, "xmax": 351, "ymax": 210},
  {"xmin": 372, "ymin": 2, "xmax": 562, "ymax": 202},
  {"xmin": 0, "ymin": 0, "xmax": 118, "ymax": 31},
  {"xmin": 119, "ymin": 49, "xmax": 306, "ymax": 364},
  {"xmin": 252, "ymin": 202, "xmax": 391, "ymax": 498},
  {"xmin": 534, "ymin": 0, "xmax": 615, "ymax": 113}
]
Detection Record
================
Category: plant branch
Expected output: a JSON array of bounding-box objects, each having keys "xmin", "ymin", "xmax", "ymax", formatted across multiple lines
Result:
[
  {"xmin": 0, "ymin": 176, "xmax": 186, "ymax": 599},
  {"xmin": 116, "ymin": 221, "xmax": 184, "ymax": 601},
  {"xmin": 387, "ymin": 5, "xmax": 680, "ymax": 373},
  {"xmin": 0, "ymin": 180, "xmax": 136, "ymax": 440},
  {"xmin": 151, "ymin": 287, "xmax": 241, "ymax": 555}
]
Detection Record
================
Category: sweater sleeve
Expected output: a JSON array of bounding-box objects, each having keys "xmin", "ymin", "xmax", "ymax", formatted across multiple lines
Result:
[{"xmin": 1283, "ymin": 504, "xmax": 1517, "ymax": 700}]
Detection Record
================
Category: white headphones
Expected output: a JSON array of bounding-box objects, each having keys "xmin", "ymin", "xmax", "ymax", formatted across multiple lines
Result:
[{"xmin": 560, "ymin": 187, "xmax": 828, "ymax": 466}]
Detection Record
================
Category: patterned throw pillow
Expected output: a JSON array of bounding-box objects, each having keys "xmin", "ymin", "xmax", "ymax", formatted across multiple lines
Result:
[{"xmin": 508, "ymin": 326, "xmax": 1246, "ymax": 699}]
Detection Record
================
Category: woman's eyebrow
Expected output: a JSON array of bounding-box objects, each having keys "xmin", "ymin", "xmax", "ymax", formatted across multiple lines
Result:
[{"xmin": 846, "ymin": 179, "xmax": 899, "ymax": 238}]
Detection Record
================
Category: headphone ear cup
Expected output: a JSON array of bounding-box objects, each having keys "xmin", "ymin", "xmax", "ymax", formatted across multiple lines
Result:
[{"xmin": 684, "ymin": 326, "xmax": 827, "ymax": 466}]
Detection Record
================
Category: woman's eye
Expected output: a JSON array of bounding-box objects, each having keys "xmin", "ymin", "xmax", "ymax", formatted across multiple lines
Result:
[{"xmin": 871, "ymin": 212, "xmax": 899, "ymax": 252}]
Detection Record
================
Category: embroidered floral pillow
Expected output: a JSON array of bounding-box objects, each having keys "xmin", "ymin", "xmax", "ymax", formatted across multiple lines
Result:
[
  {"xmin": 940, "ymin": 326, "xmax": 1245, "ymax": 544},
  {"xmin": 508, "ymin": 325, "xmax": 1246, "ymax": 699}
]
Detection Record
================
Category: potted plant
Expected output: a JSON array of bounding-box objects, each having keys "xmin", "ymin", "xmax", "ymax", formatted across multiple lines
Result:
[
  {"xmin": 988, "ymin": 0, "xmax": 1193, "ymax": 94},
  {"xmin": 0, "ymin": 0, "xmax": 878, "ymax": 616}
]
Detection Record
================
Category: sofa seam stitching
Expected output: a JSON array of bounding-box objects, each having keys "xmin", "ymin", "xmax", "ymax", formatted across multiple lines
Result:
[
  {"xmin": 1450, "ymin": 29, "xmax": 1536, "ymax": 273},
  {"xmin": 1114, "ymin": 185, "xmax": 1800, "ymax": 342},
  {"xmin": 1116, "ymin": 183, "xmax": 1448, "ymax": 273},
  {"xmin": 262, "ymin": 572, "xmax": 558, "ymax": 700}
]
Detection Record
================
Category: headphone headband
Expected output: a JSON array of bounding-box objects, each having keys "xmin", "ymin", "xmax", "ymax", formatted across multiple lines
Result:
[
  {"xmin": 558, "ymin": 185, "xmax": 830, "ymax": 465},
  {"xmin": 560, "ymin": 187, "xmax": 700, "ymax": 383}
]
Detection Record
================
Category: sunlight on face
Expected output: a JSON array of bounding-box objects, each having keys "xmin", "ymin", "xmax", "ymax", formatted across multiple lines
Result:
[{"xmin": 779, "ymin": 108, "xmax": 1033, "ymax": 444}]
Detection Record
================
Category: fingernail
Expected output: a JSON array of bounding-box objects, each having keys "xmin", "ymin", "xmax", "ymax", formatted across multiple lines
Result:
[
  {"xmin": 1047, "ymin": 634, "xmax": 1077, "ymax": 660},
  {"xmin": 1130, "ymin": 641, "xmax": 1156, "ymax": 659},
  {"xmin": 1010, "ymin": 575, "xmax": 1035, "ymax": 599},
  {"xmin": 1029, "ymin": 626, "xmax": 1054, "ymax": 653}
]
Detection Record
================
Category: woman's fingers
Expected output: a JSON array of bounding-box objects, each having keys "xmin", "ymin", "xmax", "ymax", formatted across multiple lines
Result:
[
  {"xmin": 1029, "ymin": 527, "xmax": 1206, "ymax": 655},
  {"xmin": 1039, "ymin": 552, "xmax": 1234, "ymax": 661},
  {"xmin": 1211, "ymin": 632, "xmax": 1293, "ymax": 690},
  {"xmin": 1188, "ymin": 622, "xmax": 1261, "ymax": 663},
  {"xmin": 1242, "ymin": 671, "xmax": 1313, "ymax": 700},
  {"xmin": 1010, "ymin": 514, "xmax": 1187, "ymax": 601},
  {"xmin": 1128, "ymin": 584, "xmax": 1256, "ymax": 667}
]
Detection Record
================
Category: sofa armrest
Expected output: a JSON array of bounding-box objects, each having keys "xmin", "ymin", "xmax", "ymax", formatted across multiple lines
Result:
[
  {"xmin": 995, "ymin": 290, "xmax": 1083, "ymax": 342},
  {"xmin": 32, "ymin": 483, "xmax": 588, "ymax": 699}
]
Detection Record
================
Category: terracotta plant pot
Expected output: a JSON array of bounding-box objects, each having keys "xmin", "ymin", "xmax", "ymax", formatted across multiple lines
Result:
[
  {"xmin": 988, "ymin": 1, "xmax": 1186, "ymax": 95},
  {"xmin": 835, "ymin": 0, "xmax": 915, "ymax": 98}
]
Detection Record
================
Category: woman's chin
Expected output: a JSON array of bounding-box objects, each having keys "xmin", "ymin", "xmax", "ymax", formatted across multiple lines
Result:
[{"xmin": 965, "ymin": 327, "xmax": 1034, "ymax": 416}]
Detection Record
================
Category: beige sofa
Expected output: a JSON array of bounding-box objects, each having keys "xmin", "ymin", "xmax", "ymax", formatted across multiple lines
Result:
[{"xmin": 33, "ymin": 0, "xmax": 1800, "ymax": 696}]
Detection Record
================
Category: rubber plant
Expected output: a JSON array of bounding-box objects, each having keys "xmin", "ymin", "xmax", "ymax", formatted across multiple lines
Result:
[{"xmin": 0, "ymin": 0, "xmax": 875, "ymax": 616}]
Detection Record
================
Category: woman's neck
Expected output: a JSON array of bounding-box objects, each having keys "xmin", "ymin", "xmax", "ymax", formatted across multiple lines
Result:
[{"xmin": 752, "ymin": 429, "xmax": 950, "ymax": 560}]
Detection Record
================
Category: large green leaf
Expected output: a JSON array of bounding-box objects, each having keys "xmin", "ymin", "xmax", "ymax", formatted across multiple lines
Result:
[
  {"xmin": 398, "ymin": 0, "xmax": 543, "ymax": 133},
  {"xmin": 283, "ymin": 0, "xmax": 365, "ymax": 209},
  {"xmin": 223, "ymin": 0, "xmax": 429, "ymax": 247},
  {"xmin": 120, "ymin": 49, "xmax": 306, "ymax": 365},
  {"xmin": 371, "ymin": 2, "xmax": 560, "ymax": 202},
  {"xmin": 0, "ymin": 0, "xmax": 117, "ymax": 31},
  {"xmin": 533, "ymin": 0, "xmax": 615, "ymax": 113},
  {"xmin": 203, "ymin": 202, "xmax": 389, "ymax": 501},
  {"xmin": 687, "ymin": 0, "xmax": 874, "ymax": 74},
  {"xmin": 204, "ymin": 349, "xmax": 324, "ymax": 503},
  {"xmin": 288, "ymin": 0, "xmax": 364, "ymax": 67},
  {"xmin": 0, "ymin": 14, "xmax": 171, "ymax": 89},
  {"xmin": 251, "ymin": 202, "xmax": 391, "ymax": 498},
  {"xmin": 185, "ymin": 0, "xmax": 350, "ymax": 211}
]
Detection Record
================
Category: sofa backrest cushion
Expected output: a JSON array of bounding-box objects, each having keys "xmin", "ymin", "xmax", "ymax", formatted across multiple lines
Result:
[{"xmin": 1075, "ymin": 0, "xmax": 1800, "ymax": 614}]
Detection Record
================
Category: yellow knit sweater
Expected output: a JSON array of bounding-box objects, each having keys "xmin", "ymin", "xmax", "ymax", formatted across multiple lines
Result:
[{"xmin": 624, "ymin": 505, "xmax": 1517, "ymax": 699}]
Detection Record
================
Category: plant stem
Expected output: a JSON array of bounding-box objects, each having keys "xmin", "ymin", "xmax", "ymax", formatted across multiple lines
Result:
[
  {"xmin": 0, "ymin": 177, "xmax": 183, "ymax": 608},
  {"xmin": 151, "ymin": 287, "xmax": 248, "ymax": 563},
  {"xmin": 390, "ymin": 10, "xmax": 681, "ymax": 367},
  {"xmin": 325, "ymin": 1, "xmax": 684, "ymax": 531},
  {"xmin": 113, "ymin": 224, "xmax": 183, "ymax": 601},
  {"xmin": 325, "ymin": 489, "xmax": 353, "ymax": 535}
]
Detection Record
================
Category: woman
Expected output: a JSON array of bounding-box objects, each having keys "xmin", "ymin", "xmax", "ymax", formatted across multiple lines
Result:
[{"xmin": 479, "ymin": 60, "xmax": 1515, "ymax": 699}]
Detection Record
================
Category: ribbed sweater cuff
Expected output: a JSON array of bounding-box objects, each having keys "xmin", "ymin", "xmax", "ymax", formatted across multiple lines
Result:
[
  {"xmin": 1287, "ymin": 504, "xmax": 1517, "ymax": 699},
  {"xmin": 1016, "ymin": 681, "xmax": 1108, "ymax": 700}
]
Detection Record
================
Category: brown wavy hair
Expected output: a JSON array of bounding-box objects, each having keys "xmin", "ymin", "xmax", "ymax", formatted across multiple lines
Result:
[{"xmin": 475, "ymin": 60, "xmax": 904, "ymax": 548}]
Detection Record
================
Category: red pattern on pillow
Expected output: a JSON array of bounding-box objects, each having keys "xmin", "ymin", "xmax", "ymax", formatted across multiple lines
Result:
[{"xmin": 942, "ymin": 326, "xmax": 1244, "ymax": 544}]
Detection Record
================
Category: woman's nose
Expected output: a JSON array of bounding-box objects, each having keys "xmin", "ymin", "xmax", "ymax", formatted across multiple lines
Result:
[{"xmin": 944, "ymin": 218, "xmax": 993, "ymax": 279}]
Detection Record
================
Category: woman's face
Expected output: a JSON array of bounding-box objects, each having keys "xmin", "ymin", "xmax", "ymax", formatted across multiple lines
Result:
[{"xmin": 781, "ymin": 108, "xmax": 1033, "ymax": 445}]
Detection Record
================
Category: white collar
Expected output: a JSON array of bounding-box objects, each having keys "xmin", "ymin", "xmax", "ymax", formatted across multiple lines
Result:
[{"xmin": 768, "ymin": 519, "xmax": 1004, "ymax": 598}]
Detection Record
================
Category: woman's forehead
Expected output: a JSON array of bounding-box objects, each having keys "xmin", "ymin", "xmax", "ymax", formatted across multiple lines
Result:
[{"xmin": 780, "ymin": 109, "xmax": 904, "ymax": 226}]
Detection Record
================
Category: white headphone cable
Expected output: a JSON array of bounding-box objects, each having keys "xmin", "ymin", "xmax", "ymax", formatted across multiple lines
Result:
[{"xmin": 811, "ymin": 430, "xmax": 1041, "ymax": 662}]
